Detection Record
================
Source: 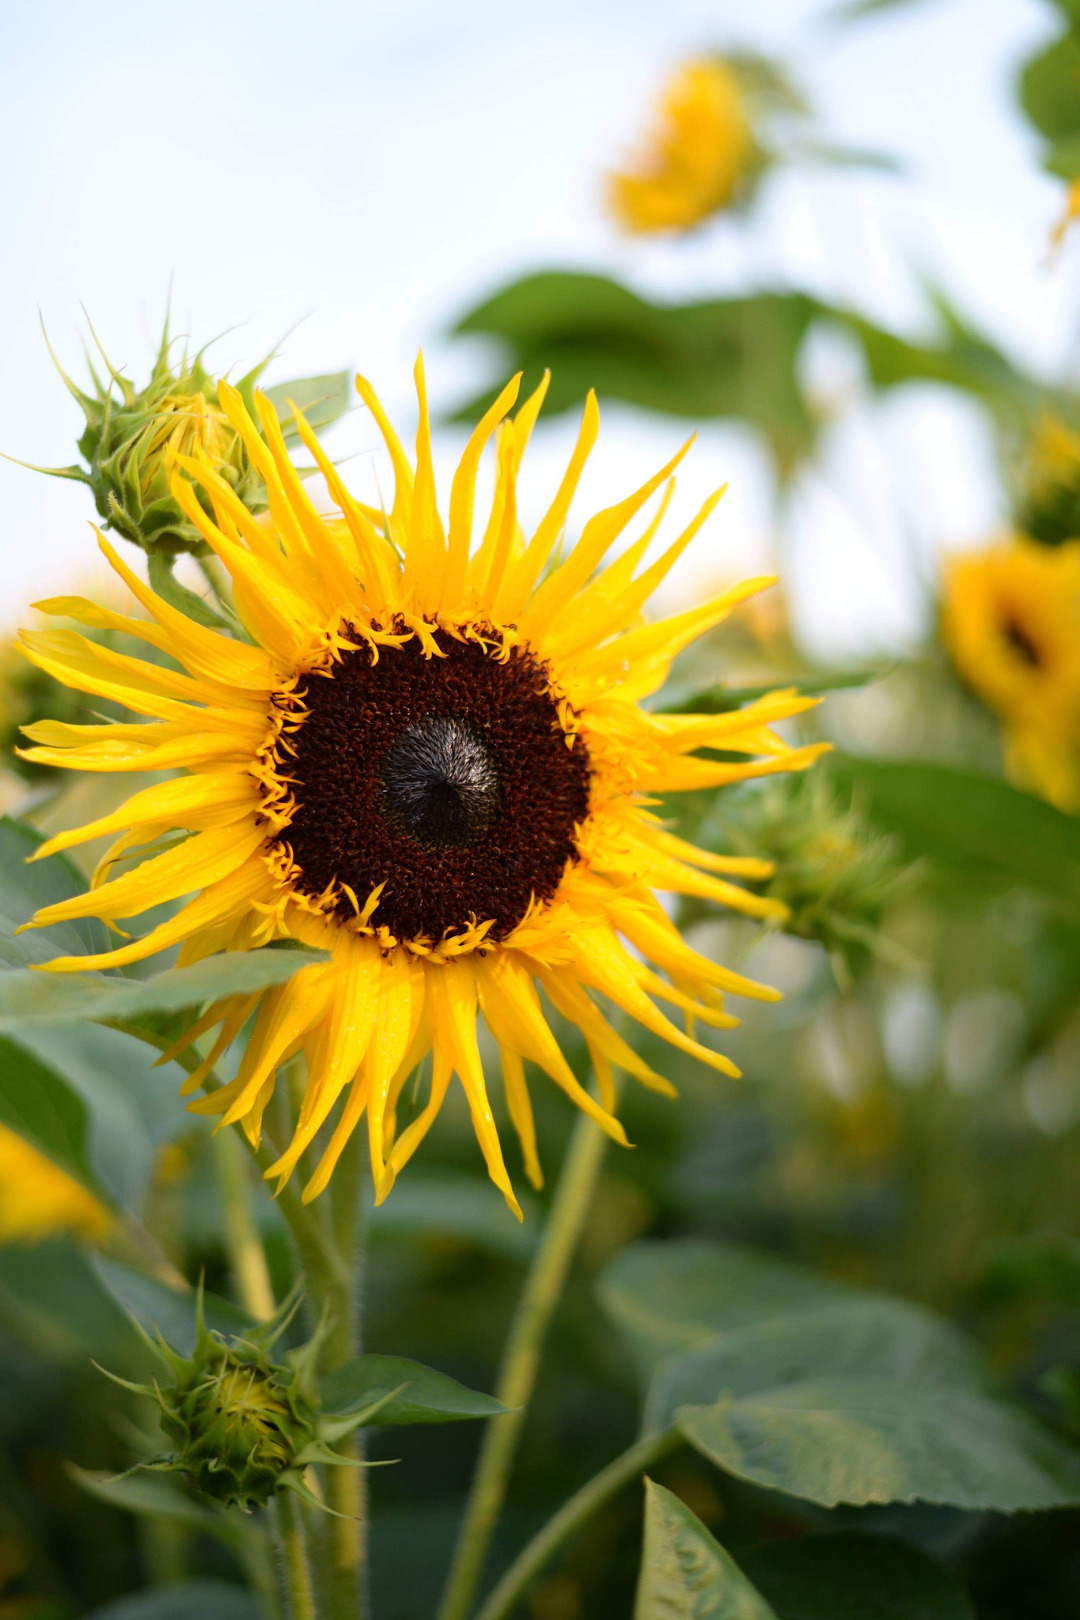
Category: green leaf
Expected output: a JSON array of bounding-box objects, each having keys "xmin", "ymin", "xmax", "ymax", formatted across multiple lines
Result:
[
  {"xmin": 678, "ymin": 1377, "xmax": 1080, "ymax": 1510},
  {"xmin": 71, "ymin": 1466, "xmax": 245, "ymax": 1544},
  {"xmin": 92, "ymin": 1256, "xmax": 252, "ymax": 1353},
  {"xmin": 644, "ymin": 1297, "xmax": 986, "ymax": 1433},
  {"xmin": 1020, "ymin": 33, "xmax": 1080, "ymax": 145},
  {"xmin": 666, "ymin": 665, "xmax": 890, "ymax": 716},
  {"xmin": 741, "ymin": 1532, "xmax": 975, "ymax": 1620},
  {"xmin": 0, "ymin": 816, "xmax": 110, "ymax": 964},
  {"xmin": 265, "ymin": 370, "xmax": 352, "ymax": 444},
  {"xmin": 599, "ymin": 1239, "xmax": 851, "ymax": 1378},
  {"xmin": 321, "ymin": 1354, "xmax": 507, "ymax": 1425},
  {"xmin": 84, "ymin": 1582, "xmax": 260, "ymax": 1620},
  {"xmin": 634, "ymin": 1479, "xmax": 779, "ymax": 1620},
  {"xmin": 452, "ymin": 274, "xmax": 826, "ymax": 475},
  {"xmin": 831, "ymin": 755, "xmax": 1080, "ymax": 914},
  {"xmin": 0, "ymin": 944, "xmax": 329, "ymax": 1033}
]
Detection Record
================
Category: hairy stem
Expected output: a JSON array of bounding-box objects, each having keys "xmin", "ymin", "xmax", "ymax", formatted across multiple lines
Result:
[
  {"xmin": 437, "ymin": 1111, "xmax": 611, "ymax": 1620},
  {"xmin": 273, "ymin": 1491, "xmax": 319, "ymax": 1620},
  {"xmin": 474, "ymin": 1429, "xmax": 681, "ymax": 1620}
]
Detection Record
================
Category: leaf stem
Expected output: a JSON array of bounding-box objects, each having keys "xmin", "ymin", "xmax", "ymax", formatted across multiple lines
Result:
[
  {"xmin": 437, "ymin": 1110, "xmax": 612, "ymax": 1620},
  {"xmin": 473, "ymin": 1428, "xmax": 681, "ymax": 1620}
]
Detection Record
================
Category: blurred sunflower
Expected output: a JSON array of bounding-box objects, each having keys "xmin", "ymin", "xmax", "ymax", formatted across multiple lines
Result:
[
  {"xmin": 942, "ymin": 537, "xmax": 1080, "ymax": 810},
  {"xmin": 607, "ymin": 58, "xmax": 754, "ymax": 234},
  {"xmin": 18, "ymin": 364, "xmax": 825, "ymax": 1212},
  {"xmin": 0, "ymin": 1126, "xmax": 111, "ymax": 1245},
  {"xmin": 1017, "ymin": 412, "xmax": 1080, "ymax": 549}
]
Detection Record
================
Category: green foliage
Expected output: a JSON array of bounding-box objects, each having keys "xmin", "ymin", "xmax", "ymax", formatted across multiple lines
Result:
[
  {"xmin": 831, "ymin": 755, "xmax": 1080, "ymax": 915},
  {"xmin": 679, "ymin": 1379, "xmax": 1080, "ymax": 1511},
  {"xmin": 449, "ymin": 273, "xmax": 1049, "ymax": 480},
  {"xmin": 634, "ymin": 1480, "xmax": 778, "ymax": 1620},
  {"xmin": 84, "ymin": 1583, "xmax": 260, "ymax": 1620},
  {"xmin": 322, "ymin": 1354, "xmax": 508, "ymax": 1425},
  {"xmin": 741, "ymin": 1532, "xmax": 975, "ymax": 1620}
]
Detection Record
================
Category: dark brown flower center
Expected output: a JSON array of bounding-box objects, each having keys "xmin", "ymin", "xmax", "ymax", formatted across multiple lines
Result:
[
  {"xmin": 1001, "ymin": 615, "xmax": 1043, "ymax": 670},
  {"xmin": 272, "ymin": 627, "xmax": 591, "ymax": 942}
]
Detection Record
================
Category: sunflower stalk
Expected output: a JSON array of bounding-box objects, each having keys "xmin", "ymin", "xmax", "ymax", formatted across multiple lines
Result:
[
  {"xmin": 437, "ymin": 1107, "xmax": 613, "ymax": 1620},
  {"xmin": 273, "ymin": 1491, "xmax": 319, "ymax": 1620},
  {"xmin": 211, "ymin": 1126, "xmax": 276, "ymax": 1322}
]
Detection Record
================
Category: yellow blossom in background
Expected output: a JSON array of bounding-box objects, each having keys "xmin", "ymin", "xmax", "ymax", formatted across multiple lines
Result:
[
  {"xmin": 1018, "ymin": 412, "xmax": 1080, "ymax": 548},
  {"xmin": 607, "ymin": 59, "xmax": 754, "ymax": 234},
  {"xmin": 942, "ymin": 536, "xmax": 1080, "ymax": 810},
  {"xmin": 0, "ymin": 1125, "xmax": 111, "ymax": 1246},
  {"xmin": 17, "ymin": 362, "xmax": 825, "ymax": 1214}
]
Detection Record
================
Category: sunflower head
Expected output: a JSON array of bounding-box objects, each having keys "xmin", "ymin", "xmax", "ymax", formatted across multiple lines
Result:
[
  {"xmin": 607, "ymin": 57, "xmax": 758, "ymax": 234},
  {"xmin": 942, "ymin": 536, "xmax": 1080, "ymax": 808},
  {"xmin": 1017, "ymin": 413, "xmax": 1080, "ymax": 548},
  {"xmin": 19, "ymin": 358, "xmax": 827, "ymax": 1214}
]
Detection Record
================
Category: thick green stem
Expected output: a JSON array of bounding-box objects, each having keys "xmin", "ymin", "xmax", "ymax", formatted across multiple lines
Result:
[
  {"xmin": 273, "ymin": 1492, "xmax": 318, "ymax": 1620},
  {"xmin": 212, "ymin": 1127, "xmax": 275, "ymax": 1321},
  {"xmin": 474, "ymin": 1429, "xmax": 681, "ymax": 1620},
  {"xmin": 317, "ymin": 1132, "xmax": 370, "ymax": 1620},
  {"xmin": 437, "ymin": 1111, "xmax": 611, "ymax": 1620}
]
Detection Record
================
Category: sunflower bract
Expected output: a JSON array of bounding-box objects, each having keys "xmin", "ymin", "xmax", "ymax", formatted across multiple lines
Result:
[{"xmin": 18, "ymin": 362, "xmax": 826, "ymax": 1215}]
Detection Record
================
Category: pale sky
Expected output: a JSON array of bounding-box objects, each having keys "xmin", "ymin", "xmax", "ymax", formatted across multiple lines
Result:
[{"xmin": 0, "ymin": 0, "xmax": 1074, "ymax": 659}]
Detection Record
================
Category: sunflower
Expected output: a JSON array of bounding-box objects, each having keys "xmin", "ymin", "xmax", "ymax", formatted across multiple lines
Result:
[
  {"xmin": 1017, "ymin": 412, "xmax": 1080, "ymax": 549},
  {"xmin": 942, "ymin": 537, "xmax": 1080, "ymax": 810},
  {"xmin": 18, "ymin": 363, "xmax": 825, "ymax": 1213},
  {"xmin": 0, "ymin": 1124, "xmax": 111, "ymax": 1245},
  {"xmin": 607, "ymin": 59, "xmax": 754, "ymax": 234}
]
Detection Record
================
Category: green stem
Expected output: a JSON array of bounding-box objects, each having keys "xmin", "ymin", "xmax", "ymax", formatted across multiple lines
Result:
[
  {"xmin": 318, "ymin": 1132, "xmax": 370, "ymax": 1620},
  {"xmin": 212, "ymin": 1127, "xmax": 276, "ymax": 1321},
  {"xmin": 273, "ymin": 1492, "xmax": 318, "ymax": 1620},
  {"xmin": 437, "ymin": 1111, "xmax": 612, "ymax": 1620},
  {"xmin": 474, "ymin": 1429, "xmax": 681, "ymax": 1620}
]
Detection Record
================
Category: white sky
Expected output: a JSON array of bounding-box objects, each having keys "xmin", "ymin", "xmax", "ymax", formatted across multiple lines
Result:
[{"xmin": 1, "ymin": 0, "xmax": 1075, "ymax": 659}]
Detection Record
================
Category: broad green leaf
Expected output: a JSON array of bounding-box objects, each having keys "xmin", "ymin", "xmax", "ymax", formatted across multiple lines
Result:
[
  {"xmin": 0, "ymin": 943, "xmax": 328, "ymax": 1032},
  {"xmin": 0, "ymin": 1022, "xmax": 198, "ymax": 1209},
  {"xmin": 265, "ymin": 370, "xmax": 352, "ymax": 443},
  {"xmin": 84, "ymin": 1582, "xmax": 260, "ymax": 1620},
  {"xmin": 452, "ymin": 274, "xmax": 825, "ymax": 475},
  {"xmin": 831, "ymin": 756, "xmax": 1080, "ymax": 914},
  {"xmin": 450, "ymin": 274, "xmax": 1045, "ymax": 476},
  {"xmin": 742, "ymin": 1531, "xmax": 974, "ymax": 1620},
  {"xmin": 599, "ymin": 1239, "xmax": 850, "ymax": 1377},
  {"xmin": 321, "ymin": 1353, "xmax": 507, "ymax": 1425},
  {"xmin": 678, "ymin": 1377, "xmax": 1080, "ymax": 1510},
  {"xmin": 0, "ymin": 815, "xmax": 110, "ymax": 963},
  {"xmin": 0, "ymin": 1034, "xmax": 102, "ymax": 1197},
  {"xmin": 92, "ymin": 1256, "xmax": 252, "ymax": 1353},
  {"xmin": 634, "ymin": 1479, "xmax": 778, "ymax": 1620},
  {"xmin": 644, "ymin": 1297, "xmax": 986, "ymax": 1434},
  {"xmin": 0, "ymin": 1240, "xmax": 134, "ymax": 1360},
  {"xmin": 72, "ymin": 1467, "xmax": 246, "ymax": 1549}
]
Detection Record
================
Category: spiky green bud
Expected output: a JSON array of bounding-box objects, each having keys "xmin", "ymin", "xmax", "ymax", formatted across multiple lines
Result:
[
  {"xmin": 711, "ymin": 767, "xmax": 911, "ymax": 985},
  {"xmin": 106, "ymin": 1286, "xmax": 381, "ymax": 1514},
  {"xmin": 12, "ymin": 316, "xmax": 351, "ymax": 561},
  {"xmin": 46, "ymin": 323, "xmax": 264, "ymax": 558}
]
